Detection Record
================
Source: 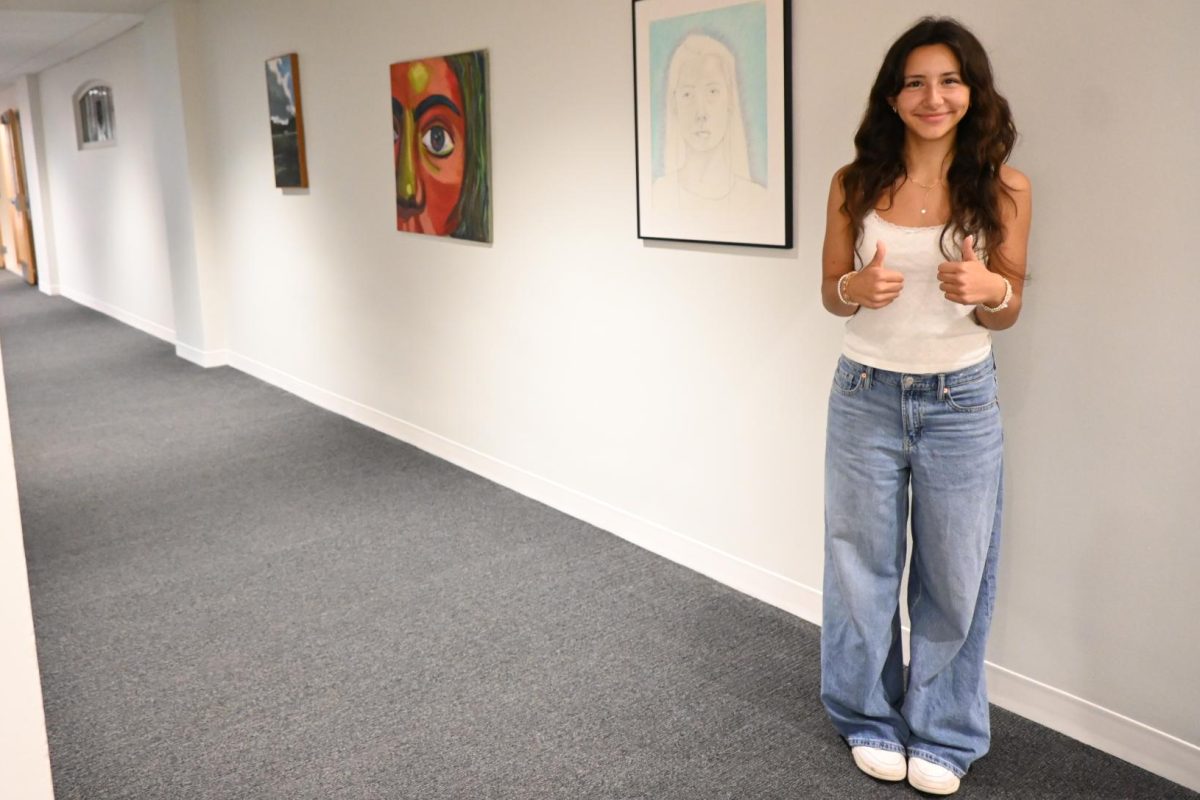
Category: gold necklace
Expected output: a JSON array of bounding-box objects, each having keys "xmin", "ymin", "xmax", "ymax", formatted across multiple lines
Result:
[
  {"xmin": 906, "ymin": 151, "xmax": 952, "ymax": 215},
  {"xmin": 906, "ymin": 175, "xmax": 942, "ymax": 216}
]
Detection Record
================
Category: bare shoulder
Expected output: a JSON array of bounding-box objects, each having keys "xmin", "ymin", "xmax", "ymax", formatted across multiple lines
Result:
[
  {"xmin": 829, "ymin": 164, "xmax": 851, "ymax": 193},
  {"xmin": 828, "ymin": 164, "xmax": 857, "ymax": 207},
  {"xmin": 998, "ymin": 165, "xmax": 1031, "ymax": 224},
  {"xmin": 1000, "ymin": 164, "xmax": 1031, "ymax": 193},
  {"xmin": 825, "ymin": 165, "xmax": 852, "ymax": 213}
]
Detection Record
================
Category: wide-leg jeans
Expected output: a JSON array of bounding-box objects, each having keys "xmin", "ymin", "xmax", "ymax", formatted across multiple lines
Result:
[{"xmin": 821, "ymin": 353, "xmax": 1004, "ymax": 778}]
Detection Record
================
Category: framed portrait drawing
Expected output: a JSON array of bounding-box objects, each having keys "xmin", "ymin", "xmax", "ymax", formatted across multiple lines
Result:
[
  {"xmin": 633, "ymin": 0, "xmax": 792, "ymax": 248},
  {"xmin": 265, "ymin": 53, "xmax": 308, "ymax": 188}
]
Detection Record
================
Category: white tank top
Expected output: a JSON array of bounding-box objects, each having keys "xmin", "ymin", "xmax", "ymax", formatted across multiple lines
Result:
[{"xmin": 842, "ymin": 210, "xmax": 992, "ymax": 374}]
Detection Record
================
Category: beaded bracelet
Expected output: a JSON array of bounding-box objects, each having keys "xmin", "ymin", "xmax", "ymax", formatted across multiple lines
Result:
[
  {"xmin": 837, "ymin": 272, "xmax": 859, "ymax": 307},
  {"xmin": 978, "ymin": 276, "xmax": 1013, "ymax": 313}
]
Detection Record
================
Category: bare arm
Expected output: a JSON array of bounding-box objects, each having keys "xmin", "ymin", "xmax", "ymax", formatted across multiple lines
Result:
[
  {"xmin": 974, "ymin": 167, "xmax": 1032, "ymax": 331},
  {"xmin": 821, "ymin": 171, "xmax": 859, "ymax": 317},
  {"xmin": 821, "ymin": 169, "xmax": 903, "ymax": 314}
]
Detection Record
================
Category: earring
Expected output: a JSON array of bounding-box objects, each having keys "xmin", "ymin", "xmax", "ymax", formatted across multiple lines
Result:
[{"xmin": 891, "ymin": 106, "xmax": 898, "ymax": 114}]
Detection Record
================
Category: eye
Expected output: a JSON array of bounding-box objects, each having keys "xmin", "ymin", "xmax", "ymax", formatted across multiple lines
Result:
[
  {"xmin": 905, "ymin": 80, "xmax": 922, "ymax": 89},
  {"xmin": 421, "ymin": 125, "xmax": 455, "ymax": 157}
]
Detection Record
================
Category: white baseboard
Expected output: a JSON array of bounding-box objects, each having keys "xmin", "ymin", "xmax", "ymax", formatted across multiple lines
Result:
[
  {"xmin": 226, "ymin": 350, "xmax": 1197, "ymax": 794},
  {"xmin": 226, "ymin": 352, "xmax": 826, "ymax": 624},
  {"xmin": 54, "ymin": 287, "xmax": 229, "ymax": 369},
  {"xmin": 898, "ymin": 625, "xmax": 1199, "ymax": 790},
  {"xmin": 58, "ymin": 286, "xmax": 174, "ymax": 343},
  {"xmin": 175, "ymin": 343, "xmax": 228, "ymax": 368},
  {"xmin": 987, "ymin": 663, "xmax": 1199, "ymax": 792},
  {"xmin": 37, "ymin": 283, "xmax": 60, "ymax": 297}
]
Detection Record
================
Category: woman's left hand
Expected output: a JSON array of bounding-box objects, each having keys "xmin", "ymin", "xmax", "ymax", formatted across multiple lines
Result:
[{"xmin": 937, "ymin": 235, "xmax": 1008, "ymax": 306}]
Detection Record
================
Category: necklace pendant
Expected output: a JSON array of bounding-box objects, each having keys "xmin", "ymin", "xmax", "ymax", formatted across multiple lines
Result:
[{"xmin": 920, "ymin": 208, "xmax": 927, "ymax": 214}]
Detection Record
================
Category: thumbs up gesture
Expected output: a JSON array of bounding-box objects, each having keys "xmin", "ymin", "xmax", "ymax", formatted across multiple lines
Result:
[
  {"xmin": 845, "ymin": 241, "xmax": 904, "ymax": 309},
  {"xmin": 937, "ymin": 235, "xmax": 1007, "ymax": 306}
]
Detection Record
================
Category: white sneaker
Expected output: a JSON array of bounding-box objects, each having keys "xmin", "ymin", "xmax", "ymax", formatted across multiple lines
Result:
[
  {"xmin": 907, "ymin": 756, "xmax": 961, "ymax": 795},
  {"xmin": 850, "ymin": 746, "xmax": 907, "ymax": 781}
]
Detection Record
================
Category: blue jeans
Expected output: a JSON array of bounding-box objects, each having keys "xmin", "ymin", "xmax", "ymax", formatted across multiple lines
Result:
[{"xmin": 821, "ymin": 354, "xmax": 1004, "ymax": 778}]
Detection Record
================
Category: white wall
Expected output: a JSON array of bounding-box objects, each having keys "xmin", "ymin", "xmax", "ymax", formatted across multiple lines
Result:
[
  {"xmin": 801, "ymin": 0, "xmax": 1200, "ymax": 785},
  {"xmin": 12, "ymin": 0, "xmax": 1200, "ymax": 791},
  {"xmin": 175, "ymin": 0, "xmax": 1200, "ymax": 787},
  {"xmin": 20, "ymin": 75, "xmax": 60, "ymax": 295},
  {"xmin": 37, "ymin": 23, "xmax": 175, "ymax": 339},
  {"xmin": 142, "ymin": 1, "xmax": 227, "ymax": 365},
  {"xmin": 0, "ymin": 333, "xmax": 56, "ymax": 800},
  {"xmin": 196, "ymin": 0, "xmax": 822, "ymax": 603}
]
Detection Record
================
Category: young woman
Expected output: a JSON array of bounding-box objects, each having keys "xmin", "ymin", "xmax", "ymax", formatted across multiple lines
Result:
[{"xmin": 819, "ymin": 17, "xmax": 1031, "ymax": 796}]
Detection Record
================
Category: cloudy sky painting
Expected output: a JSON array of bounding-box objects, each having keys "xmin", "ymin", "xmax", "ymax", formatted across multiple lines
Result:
[{"xmin": 265, "ymin": 53, "xmax": 307, "ymax": 187}]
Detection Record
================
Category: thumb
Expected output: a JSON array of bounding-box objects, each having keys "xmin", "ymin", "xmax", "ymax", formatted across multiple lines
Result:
[
  {"xmin": 962, "ymin": 234, "xmax": 978, "ymax": 262},
  {"xmin": 866, "ymin": 240, "xmax": 887, "ymax": 269}
]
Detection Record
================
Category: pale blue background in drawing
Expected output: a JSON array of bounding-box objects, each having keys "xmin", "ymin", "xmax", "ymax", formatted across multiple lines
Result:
[{"xmin": 649, "ymin": 1, "xmax": 767, "ymax": 184}]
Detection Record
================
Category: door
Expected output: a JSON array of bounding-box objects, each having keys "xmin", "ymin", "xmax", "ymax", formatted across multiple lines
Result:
[{"xmin": 0, "ymin": 110, "xmax": 37, "ymax": 286}]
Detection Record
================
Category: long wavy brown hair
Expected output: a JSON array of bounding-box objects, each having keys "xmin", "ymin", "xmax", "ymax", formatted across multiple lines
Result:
[{"xmin": 841, "ymin": 17, "xmax": 1019, "ymax": 279}]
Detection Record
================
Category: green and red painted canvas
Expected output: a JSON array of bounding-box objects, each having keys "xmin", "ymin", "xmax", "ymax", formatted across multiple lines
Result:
[{"xmin": 390, "ymin": 50, "xmax": 491, "ymax": 242}]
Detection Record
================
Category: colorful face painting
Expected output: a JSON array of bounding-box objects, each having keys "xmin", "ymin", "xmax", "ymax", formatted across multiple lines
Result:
[{"xmin": 390, "ymin": 50, "xmax": 491, "ymax": 242}]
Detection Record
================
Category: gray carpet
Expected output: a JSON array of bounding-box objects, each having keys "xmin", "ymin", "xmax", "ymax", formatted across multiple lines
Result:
[{"xmin": 1, "ymin": 269, "xmax": 1194, "ymax": 799}]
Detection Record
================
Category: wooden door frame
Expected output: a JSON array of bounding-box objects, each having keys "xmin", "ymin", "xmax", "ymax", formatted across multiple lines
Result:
[{"xmin": 0, "ymin": 109, "xmax": 37, "ymax": 286}]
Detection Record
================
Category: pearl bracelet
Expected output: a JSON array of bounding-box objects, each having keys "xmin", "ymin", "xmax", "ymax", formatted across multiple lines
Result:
[
  {"xmin": 978, "ymin": 276, "xmax": 1013, "ymax": 313},
  {"xmin": 837, "ymin": 272, "xmax": 859, "ymax": 307}
]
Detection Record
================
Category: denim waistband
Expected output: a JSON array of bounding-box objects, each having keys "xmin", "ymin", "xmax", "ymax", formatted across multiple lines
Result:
[{"xmin": 837, "ymin": 353, "xmax": 996, "ymax": 391}]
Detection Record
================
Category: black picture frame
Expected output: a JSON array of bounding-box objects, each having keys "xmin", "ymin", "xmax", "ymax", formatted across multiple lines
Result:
[{"xmin": 633, "ymin": 0, "xmax": 792, "ymax": 248}]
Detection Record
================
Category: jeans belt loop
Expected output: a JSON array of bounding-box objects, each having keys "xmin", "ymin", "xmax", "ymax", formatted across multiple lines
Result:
[
  {"xmin": 938, "ymin": 373, "xmax": 946, "ymax": 400},
  {"xmin": 864, "ymin": 366, "xmax": 873, "ymax": 390}
]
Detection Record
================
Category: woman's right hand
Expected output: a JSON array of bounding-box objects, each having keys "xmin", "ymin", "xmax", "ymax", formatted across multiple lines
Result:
[{"xmin": 845, "ymin": 242, "xmax": 904, "ymax": 308}]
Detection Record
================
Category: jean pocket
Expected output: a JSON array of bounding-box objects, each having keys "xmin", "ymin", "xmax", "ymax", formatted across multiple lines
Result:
[
  {"xmin": 944, "ymin": 373, "xmax": 998, "ymax": 412},
  {"xmin": 832, "ymin": 364, "xmax": 868, "ymax": 396}
]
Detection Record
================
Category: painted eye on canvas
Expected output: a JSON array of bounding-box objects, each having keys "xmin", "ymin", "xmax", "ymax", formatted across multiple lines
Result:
[{"xmin": 422, "ymin": 126, "xmax": 455, "ymax": 157}]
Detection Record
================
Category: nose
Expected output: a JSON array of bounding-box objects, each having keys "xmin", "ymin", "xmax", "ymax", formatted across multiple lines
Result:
[
  {"xmin": 923, "ymin": 83, "xmax": 943, "ymax": 106},
  {"xmin": 395, "ymin": 109, "xmax": 424, "ymax": 214}
]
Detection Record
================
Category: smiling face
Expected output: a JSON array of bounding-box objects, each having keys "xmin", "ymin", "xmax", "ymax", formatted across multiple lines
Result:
[
  {"xmin": 892, "ymin": 44, "xmax": 970, "ymax": 144},
  {"xmin": 672, "ymin": 53, "xmax": 730, "ymax": 154},
  {"xmin": 391, "ymin": 58, "xmax": 466, "ymax": 234}
]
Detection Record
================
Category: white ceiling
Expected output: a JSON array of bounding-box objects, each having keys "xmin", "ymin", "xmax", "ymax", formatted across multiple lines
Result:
[{"xmin": 0, "ymin": 1, "xmax": 183, "ymax": 87}]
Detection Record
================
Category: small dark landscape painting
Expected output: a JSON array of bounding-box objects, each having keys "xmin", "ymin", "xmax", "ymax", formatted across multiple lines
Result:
[{"xmin": 265, "ymin": 53, "xmax": 308, "ymax": 188}]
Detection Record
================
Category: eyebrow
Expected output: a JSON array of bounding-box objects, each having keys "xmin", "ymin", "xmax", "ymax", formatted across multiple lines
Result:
[
  {"xmin": 415, "ymin": 95, "xmax": 462, "ymax": 118},
  {"xmin": 904, "ymin": 71, "xmax": 962, "ymax": 80},
  {"xmin": 392, "ymin": 94, "xmax": 464, "ymax": 120}
]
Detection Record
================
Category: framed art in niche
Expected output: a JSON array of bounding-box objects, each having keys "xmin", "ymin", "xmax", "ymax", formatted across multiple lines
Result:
[
  {"xmin": 633, "ymin": 0, "xmax": 792, "ymax": 247},
  {"xmin": 75, "ymin": 82, "xmax": 116, "ymax": 148},
  {"xmin": 389, "ymin": 49, "xmax": 491, "ymax": 243},
  {"xmin": 265, "ymin": 53, "xmax": 308, "ymax": 188}
]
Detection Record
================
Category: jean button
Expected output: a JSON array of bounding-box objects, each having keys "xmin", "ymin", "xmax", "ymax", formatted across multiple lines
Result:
[{"xmin": 902, "ymin": 376, "xmax": 914, "ymax": 389}]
